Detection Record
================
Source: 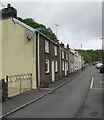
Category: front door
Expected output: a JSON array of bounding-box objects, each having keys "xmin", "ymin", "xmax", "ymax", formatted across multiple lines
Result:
[
  {"xmin": 65, "ymin": 62, "xmax": 67, "ymax": 76},
  {"xmin": 51, "ymin": 61, "xmax": 55, "ymax": 82}
]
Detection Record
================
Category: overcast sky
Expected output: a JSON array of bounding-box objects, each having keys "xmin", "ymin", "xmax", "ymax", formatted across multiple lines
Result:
[{"xmin": 0, "ymin": 1, "xmax": 102, "ymax": 50}]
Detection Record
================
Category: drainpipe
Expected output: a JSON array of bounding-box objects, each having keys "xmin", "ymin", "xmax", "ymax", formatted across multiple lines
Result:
[
  {"xmin": 60, "ymin": 47, "xmax": 62, "ymax": 77},
  {"xmin": 37, "ymin": 32, "xmax": 40, "ymax": 87}
]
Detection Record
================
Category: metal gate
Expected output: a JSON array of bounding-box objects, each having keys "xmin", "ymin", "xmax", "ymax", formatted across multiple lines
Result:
[{"xmin": 6, "ymin": 73, "xmax": 32, "ymax": 97}]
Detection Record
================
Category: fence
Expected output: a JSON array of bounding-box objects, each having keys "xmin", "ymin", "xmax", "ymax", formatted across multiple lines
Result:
[{"xmin": 7, "ymin": 73, "xmax": 32, "ymax": 97}]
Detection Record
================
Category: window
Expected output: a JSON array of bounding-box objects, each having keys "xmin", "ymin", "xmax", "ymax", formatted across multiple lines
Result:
[
  {"xmin": 45, "ymin": 40, "xmax": 49, "ymax": 53},
  {"xmin": 55, "ymin": 61, "xmax": 58, "ymax": 72},
  {"xmin": 62, "ymin": 51, "xmax": 64, "ymax": 59},
  {"xmin": 66, "ymin": 53, "xmax": 68, "ymax": 60},
  {"xmin": 45, "ymin": 59, "xmax": 50, "ymax": 73},
  {"xmin": 54, "ymin": 46, "xmax": 58, "ymax": 56},
  {"xmin": 62, "ymin": 61, "xmax": 65, "ymax": 71}
]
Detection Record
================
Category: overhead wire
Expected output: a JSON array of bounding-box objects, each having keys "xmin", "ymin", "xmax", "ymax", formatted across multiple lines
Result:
[{"xmin": 0, "ymin": 2, "xmax": 6, "ymax": 8}]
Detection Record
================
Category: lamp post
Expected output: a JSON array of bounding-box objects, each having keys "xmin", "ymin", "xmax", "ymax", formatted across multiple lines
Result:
[{"xmin": 100, "ymin": 38, "xmax": 104, "ymax": 64}]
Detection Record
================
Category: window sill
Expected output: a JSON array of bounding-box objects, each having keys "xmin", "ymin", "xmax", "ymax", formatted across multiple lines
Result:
[
  {"xmin": 46, "ymin": 72, "xmax": 50, "ymax": 74},
  {"xmin": 45, "ymin": 52, "xmax": 49, "ymax": 54}
]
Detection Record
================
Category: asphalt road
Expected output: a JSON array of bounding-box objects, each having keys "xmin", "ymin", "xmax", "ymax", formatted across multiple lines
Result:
[{"xmin": 5, "ymin": 66, "xmax": 103, "ymax": 118}]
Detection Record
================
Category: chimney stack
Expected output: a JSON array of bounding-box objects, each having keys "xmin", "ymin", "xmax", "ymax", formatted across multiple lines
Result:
[
  {"xmin": 67, "ymin": 44, "xmax": 69, "ymax": 49},
  {"xmin": 1, "ymin": 4, "xmax": 17, "ymax": 19},
  {"xmin": 7, "ymin": 4, "xmax": 11, "ymax": 8},
  {"xmin": 60, "ymin": 42, "xmax": 64, "ymax": 47}
]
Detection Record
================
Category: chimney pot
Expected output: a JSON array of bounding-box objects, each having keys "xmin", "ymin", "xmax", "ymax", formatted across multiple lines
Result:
[{"xmin": 7, "ymin": 4, "xmax": 11, "ymax": 8}]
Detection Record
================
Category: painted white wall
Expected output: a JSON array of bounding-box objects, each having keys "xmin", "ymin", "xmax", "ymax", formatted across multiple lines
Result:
[
  {"xmin": 0, "ymin": 20, "xmax": 2, "ymax": 80},
  {"xmin": 2, "ymin": 19, "xmax": 37, "ymax": 89}
]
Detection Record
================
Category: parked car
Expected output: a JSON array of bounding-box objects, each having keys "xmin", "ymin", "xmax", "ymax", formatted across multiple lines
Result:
[
  {"xmin": 100, "ymin": 64, "xmax": 104, "ymax": 73},
  {"xmin": 95, "ymin": 63, "xmax": 103, "ymax": 69},
  {"xmin": 84, "ymin": 63, "xmax": 89, "ymax": 67}
]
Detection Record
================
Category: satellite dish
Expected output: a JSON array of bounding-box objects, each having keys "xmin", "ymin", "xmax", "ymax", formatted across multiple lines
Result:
[{"xmin": 25, "ymin": 33, "xmax": 32, "ymax": 41}]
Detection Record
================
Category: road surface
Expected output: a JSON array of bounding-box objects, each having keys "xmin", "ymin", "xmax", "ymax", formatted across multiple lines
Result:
[{"xmin": 5, "ymin": 66, "xmax": 103, "ymax": 118}]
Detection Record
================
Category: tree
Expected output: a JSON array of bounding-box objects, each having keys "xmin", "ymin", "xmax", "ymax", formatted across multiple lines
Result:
[
  {"xmin": 77, "ymin": 49, "xmax": 102, "ymax": 63},
  {"xmin": 17, "ymin": 17, "xmax": 55, "ymax": 39}
]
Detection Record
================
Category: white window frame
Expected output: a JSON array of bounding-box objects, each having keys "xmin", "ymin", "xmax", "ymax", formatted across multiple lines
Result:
[
  {"xmin": 62, "ymin": 61, "xmax": 65, "ymax": 71},
  {"xmin": 54, "ymin": 46, "xmax": 58, "ymax": 56},
  {"xmin": 45, "ymin": 40, "xmax": 49, "ymax": 53},
  {"xmin": 55, "ymin": 61, "xmax": 58, "ymax": 72},
  {"xmin": 45, "ymin": 59, "xmax": 50, "ymax": 73},
  {"xmin": 62, "ymin": 51, "xmax": 64, "ymax": 59}
]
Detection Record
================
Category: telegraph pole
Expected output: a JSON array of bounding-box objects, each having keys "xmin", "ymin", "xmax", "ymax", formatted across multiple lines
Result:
[
  {"xmin": 81, "ymin": 43, "xmax": 83, "ymax": 70},
  {"xmin": 55, "ymin": 24, "xmax": 59, "ymax": 37}
]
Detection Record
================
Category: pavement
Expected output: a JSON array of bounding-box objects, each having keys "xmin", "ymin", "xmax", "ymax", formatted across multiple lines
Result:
[{"xmin": 2, "ymin": 67, "xmax": 86, "ymax": 117}]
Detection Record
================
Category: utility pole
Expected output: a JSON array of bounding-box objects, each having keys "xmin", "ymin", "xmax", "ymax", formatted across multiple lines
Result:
[
  {"xmin": 81, "ymin": 43, "xmax": 82, "ymax": 50},
  {"xmin": 81, "ymin": 43, "xmax": 83, "ymax": 70},
  {"xmin": 55, "ymin": 24, "xmax": 59, "ymax": 37}
]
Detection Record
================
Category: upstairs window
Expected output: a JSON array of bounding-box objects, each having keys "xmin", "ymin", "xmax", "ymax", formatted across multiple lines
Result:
[
  {"xmin": 45, "ymin": 40, "xmax": 49, "ymax": 53},
  {"xmin": 62, "ymin": 51, "xmax": 64, "ymax": 59},
  {"xmin": 54, "ymin": 46, "xmax": 58, "ymax": 56},
  {"xmin": 45, "ymin": 59, "xmax": 50, "ymax": 73}
]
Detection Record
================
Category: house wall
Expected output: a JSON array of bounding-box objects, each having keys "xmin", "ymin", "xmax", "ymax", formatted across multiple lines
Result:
[
  {"xmin": 81, "ymin": 57, "xmax": 85, "ymax": 68},
  {"xmin": 66, "ymin": 52, "xmax": 69, "ymax": 75},
  {"xmin": 74, "ymin": 52, "xmax": 78, "ymax": 71},
  {"xmin": 60, "ymin": 49, "xmax": 64, "ymax": 77},
  {"xmin": 2, "ymin": 19, "xmax": 36, "ymax": 89},
  {"xmin": 68, "ymin": 52, "xmax": 70, "ymax": 74},
  {"xmin": 60, "ymin": 48, "xmax": 69, "ymax": 77},
  {"xmin": 0, "ymin": 20, "xmax": 2, "ymax": 80},
  {"xmin": 69, "ymin": 52, "xmax": 73, "ymax": 73},
  {"xmin": 37, "ymin": 34, "xmax": 51, "ymax": 87},
  {"xmin": 70, "ymin": 50, "xmax": 75, "ymax": 73},
  {"xmin": 50, "ymin": 43, "xmax": 60, "ymax": 80},
  {"xmin": 37, "ymin": 34, "xmax": 60, "ymax": 87},
  {"xmin": 78, "ymin": 55, "xmax": 82, "ymax": 70}
]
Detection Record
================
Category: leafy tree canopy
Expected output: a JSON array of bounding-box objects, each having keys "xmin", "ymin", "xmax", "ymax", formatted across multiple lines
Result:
[
  {"xmin": 77, "ymin": 49, "xmax": 102, "ymax": 63},
  {"xmin": 17, "ymin": 17, "xmax": 55, "ymax": 38}
]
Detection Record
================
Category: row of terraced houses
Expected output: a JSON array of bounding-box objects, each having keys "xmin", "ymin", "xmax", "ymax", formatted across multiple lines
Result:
[{"xmin": 0, "ymin": 4, "xmax": 85, "ymax": 98}]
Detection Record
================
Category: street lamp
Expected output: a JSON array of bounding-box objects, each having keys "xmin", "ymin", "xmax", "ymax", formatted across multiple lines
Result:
[
  {"xmin": 100, "ymin": 37, "xmax": 104, "ymax": 64},
  {"xmin": 100, "ymin": 37, "xmax": 103, "ymax": 49}
]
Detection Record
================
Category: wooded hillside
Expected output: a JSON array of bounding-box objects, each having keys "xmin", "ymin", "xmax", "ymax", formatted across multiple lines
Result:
[{"xmin": 77, "ymin": 50, "xmax": 102, "ymax": 63}]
